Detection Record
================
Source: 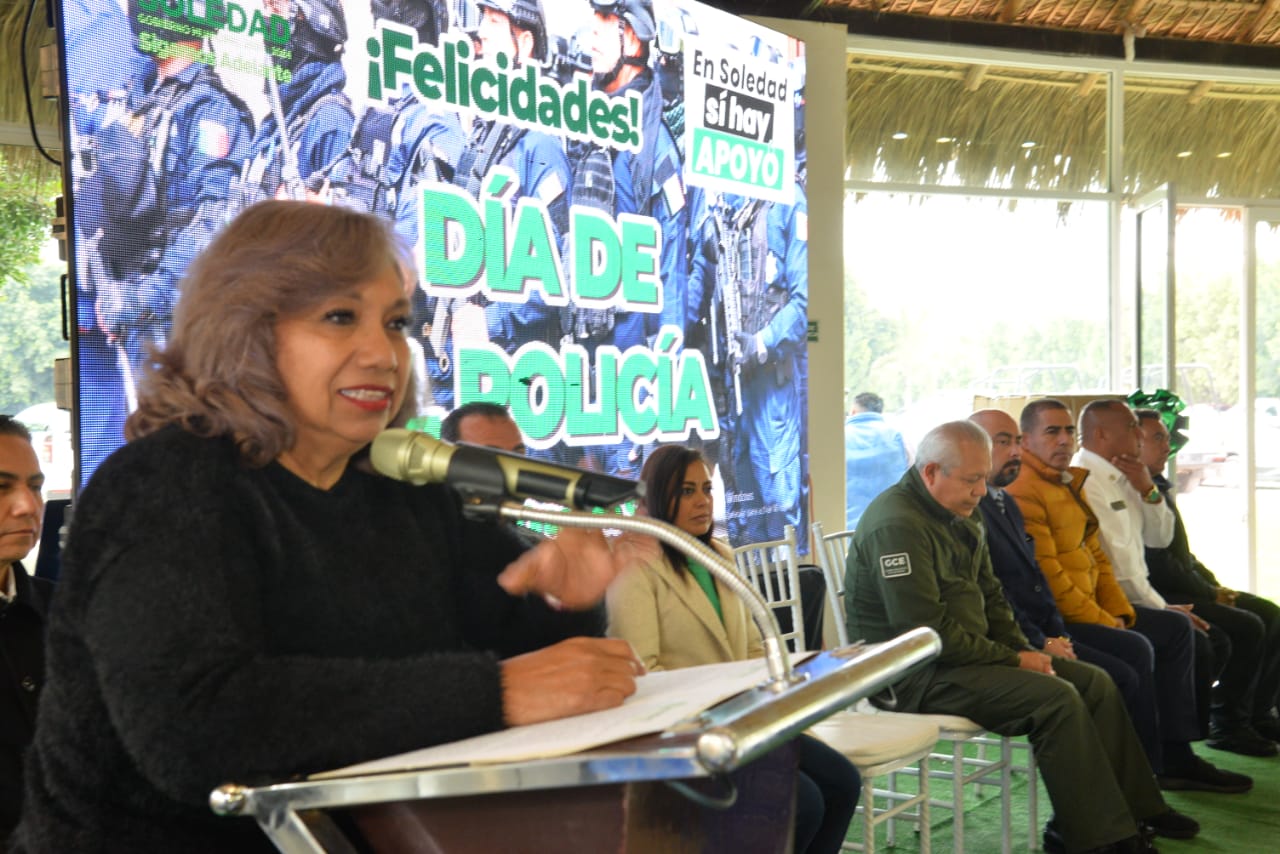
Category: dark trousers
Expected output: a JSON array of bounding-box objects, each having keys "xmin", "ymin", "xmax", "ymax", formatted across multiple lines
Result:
[
  {"xmin": 1233, "ymin": 591, "xmax": 1280, "ymax": 719},
  {"xmin": 1068, "ymin": 607, "xmax": 1199, "ymax": 773},
  {"xmin": 794, "ymin": 733, "xmax": 860, "ymax": 854},
  {"xmin": 1130, "ymin": 606, "xmax": 1202, "ymax": 745},
  {"xmin": 912, "ymin": 658, "xmax": 1164, "ymax": 853},
  {"xmin": 1164, "ymin": 594, "xmax": 1267, "ymax": 731},
  {"xmin": 1070, "ymin": 629, "xmax": 1162, "ymax": 770},
  {"xmin": 1193, "ymin": 620, "xmax": 1221, "ymax": 737}
]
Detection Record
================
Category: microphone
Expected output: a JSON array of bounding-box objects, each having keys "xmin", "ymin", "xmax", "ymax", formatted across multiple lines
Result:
[{"xmin": 370, "ymin": 428, "xmax": 644, "ymax": 510}]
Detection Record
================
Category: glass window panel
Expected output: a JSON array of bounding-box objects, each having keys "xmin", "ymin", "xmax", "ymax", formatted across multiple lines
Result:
[
  {"xmin": 843, "ymin": 193, "xmax": 1109, "ymax": 458},
  {"xmin": 1125, "ymin": 75, "xmax": 1280, "ymax": 200},
  {"xmin": 845, "ymin": 54, "xmax": 1107, "ymax": 192},
  {"xmin": 1137, "ymin": 202, "xmax": 1170, "ymax": 383},
  {"xmin": 1255, "ymin": 218, "xmax": 1280, "ymax": 599},
  {"xmin": 1169, "ymin": 209, "xmax": 1245, "ymax": 592}
]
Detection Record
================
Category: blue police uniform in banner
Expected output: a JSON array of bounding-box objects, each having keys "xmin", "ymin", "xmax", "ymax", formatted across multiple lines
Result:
[
  {"xmin": 383, "ymin": 99, "xmax": 465, "ymax": 410},
  {"xmin": 77, "ymin": 55, "xmax": 251, "ymax": 479},
  {"xmin": 64, "ymin": 0, "xmax": 150, "ymax": 484},
  {"xmin": 683, "ymin": 189, "xmax": 742, "ymax": 500},
  {"xmin": 61, "ymin": 0, "xmax": 149, "ymax": 139},
  {"xmin": 612, "ymin": 67, "xmax": 688, "ymax": 345},
  {"xmin": 241, "ymin": 59, "xmax": 353, "ymax": 201},
  {"xmin": 480, "ymin": 128, "xmax": 571, "ymax": 353},
  {"xmin": 587, "ymin": 66, "xmax": 686, "ymax": 479},
  {"xmin": 440, "ymin": 120, "xmax": 570, "ymax": 411},
  {"xmin": 733, "ymin": 184, "xmax": 808, "ymax": 544},
  {"xmin": 387, "ymin": 99, "xmax": 465, "ymax": 244}
]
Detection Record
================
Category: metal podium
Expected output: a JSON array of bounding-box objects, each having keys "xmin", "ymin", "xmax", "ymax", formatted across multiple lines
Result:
[
  {"xmin": 210, "ymin": 627, "xmax": 940, "ymax": 853},
  {"xmin": 210, "ymin": 483, "xmax": 941, "ymax": 853}
]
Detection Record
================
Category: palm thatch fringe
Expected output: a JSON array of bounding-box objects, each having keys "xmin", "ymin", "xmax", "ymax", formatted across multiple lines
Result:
[
  {"xmin": 845, "ymin": 53, "xmax": 1280, "ymax": 199},
  {"xmin": 818, "ymin": 0, "xmax": 1280, "ymax": 47},
  {"xmin": 1, "ymin": 0, "xmax": 59, "ymax": 133}
]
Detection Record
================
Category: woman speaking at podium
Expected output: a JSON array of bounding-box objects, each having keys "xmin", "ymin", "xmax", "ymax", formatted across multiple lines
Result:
[
  {"xmin": 13, "ymin": 201, "xmax": 642, "ymax": 852},
  {"xmin": 606, "ymin": 445, "xmax": 861, "ymax": 854}
]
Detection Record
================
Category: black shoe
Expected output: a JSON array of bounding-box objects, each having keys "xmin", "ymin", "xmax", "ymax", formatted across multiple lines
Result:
[
  {"xmin": 1045, "ymin": 821, "xmax": 1160, "ymax": 854},
  {"xmin": 1206, "ymin": 725, "xmax": 1280, "ymax": 757},
  {"xmin": 1112, "ymin": 834, "xmax": 1161, "ymax": 854},
  {"xmin": 1043, "ymin": 819, "xmax": 1066, "ymax": 854},
  {"xmin": 1253, "ymin": 716, "xmax": 1280, "ymax": 742},
  {"xmin": 1158, "ymin": 754, "xmax": 1253, "ymax": 793},
  {"xmin": 1142, "ymin": 808, "xmax": 1200, "ymax": 840}
]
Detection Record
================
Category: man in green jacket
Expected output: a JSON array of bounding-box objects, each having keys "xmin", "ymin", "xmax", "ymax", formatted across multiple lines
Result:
[{"xmin": 845, "ymin": 420, "xmax": 1194, "ymax": 854}]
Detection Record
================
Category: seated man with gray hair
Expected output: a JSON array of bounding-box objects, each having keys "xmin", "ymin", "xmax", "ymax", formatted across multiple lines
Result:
[{"xmin": 846, "ymin": 420, "xmax": 1194, "ymax": 854}]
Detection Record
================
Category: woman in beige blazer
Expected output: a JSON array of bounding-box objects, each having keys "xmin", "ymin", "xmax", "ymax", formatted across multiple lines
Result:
[
  {"xmin": 606, "ymin": 519, "xmax": 763, "ymax": 672},
  {"xmin": 606, "ymin": 445, "xmax": 860, "ymax": 854}
]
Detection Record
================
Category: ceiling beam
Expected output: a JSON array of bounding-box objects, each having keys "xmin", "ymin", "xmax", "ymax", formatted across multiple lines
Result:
[
  {"xmin": 828, "ymin": 8, "xmax": 1280, "ymax": 71},
  {"xmin": 1124, "ymin": 0, "xmax": 1151, "ymax": 26},
  {"xmin": 0, "ymin": 121, "xmax": 61, "ymax": 149},
  {"xmin": 1240, "ymin": 0, "xmax": 1280, "ymax": 42},
  {"xmin": 999, "ymin": 0, "xmax": 1025, "ymax": 24},
  {"xmin": 1077, "ymin": 72, "xmax": 1104, "ymax": 97},
  {"xmin": 1187, "ymin": 80, "xmax": 1214, "ymax": 104},
  {"xmin": 963, "ymin": 64, "xmax": 989, "ymax": 91}
]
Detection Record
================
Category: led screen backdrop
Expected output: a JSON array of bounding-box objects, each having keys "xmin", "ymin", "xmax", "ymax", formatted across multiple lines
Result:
[{"xmin": 56, "ymin": 0, "xmax": 809, "ymax": 546}]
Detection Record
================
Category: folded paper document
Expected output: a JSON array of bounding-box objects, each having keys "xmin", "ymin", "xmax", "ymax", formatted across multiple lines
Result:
[{"xmin": 314, "ymin": 657, "xmax": 800, "ymax": 779}]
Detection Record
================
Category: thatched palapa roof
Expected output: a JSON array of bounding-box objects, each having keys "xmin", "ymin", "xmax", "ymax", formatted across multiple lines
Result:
[
  {"xmin": 808, "ymin": 0, "xmax": 1280, "ymax": 47},
  {"xmin": 725, "ymin": 0, "xmax": 1280, "ymax": 199},
  {"xmin": 844, "ymin": 53, "xmax": 1280, "ymax": 199},
  {"xmin": 1, "ymin": 0, "xmax": 61, "ymax": 175}
]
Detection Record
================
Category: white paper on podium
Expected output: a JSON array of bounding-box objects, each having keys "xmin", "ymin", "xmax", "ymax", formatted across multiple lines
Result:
[{"xmin": 313, "ymin": 656, "xmax": 796, "ymax": 779}]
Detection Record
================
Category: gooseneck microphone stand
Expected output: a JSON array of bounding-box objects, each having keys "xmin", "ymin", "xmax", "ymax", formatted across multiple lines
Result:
[{"xmin": 491, "ymin": 500, "xmax": 797, "ymax": 689}]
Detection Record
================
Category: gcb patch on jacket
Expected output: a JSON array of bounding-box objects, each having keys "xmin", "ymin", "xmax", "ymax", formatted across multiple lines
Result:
[{"xmin": 880, "ymin": 553, "xmax": 911, "ymax": 578}]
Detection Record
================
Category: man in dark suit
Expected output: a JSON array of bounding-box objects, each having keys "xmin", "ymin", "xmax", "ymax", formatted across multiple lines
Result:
[
  {"xmin": 0, "ymin": 415, "xmax": 54, "ymax": 846},
  {"xmin": 1138, "ymin": 408, "xmax": 1280, "ymax": 747},
  {"xmin": 970, "ymin": 409, "xmax": 1197, "ymax": 841}
]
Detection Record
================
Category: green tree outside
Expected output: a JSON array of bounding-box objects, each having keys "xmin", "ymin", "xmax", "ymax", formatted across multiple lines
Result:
[{"xmin": 0, "ymin": 150, "xmax": 64, "ymax": 414}]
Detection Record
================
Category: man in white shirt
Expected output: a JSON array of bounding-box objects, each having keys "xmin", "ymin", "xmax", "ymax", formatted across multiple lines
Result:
[
  {"xmin": 1073, "ymin": 400, "xmax": 1177, "ymax": 609},
  {"xmin": 1075, "ymin": 399, "xmax": 1274, "ymax": 757}
]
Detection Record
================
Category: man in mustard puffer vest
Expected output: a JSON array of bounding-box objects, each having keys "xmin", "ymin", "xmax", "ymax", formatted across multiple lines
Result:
[{"xmin": 1007, "ymin": 398, "xmax": 1250, "ymax": 795}]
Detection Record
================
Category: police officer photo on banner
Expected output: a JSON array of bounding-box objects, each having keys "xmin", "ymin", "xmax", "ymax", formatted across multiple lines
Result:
[{"xmin": 54, "ymin": 0, "xmax": 810, "ymax": 549}]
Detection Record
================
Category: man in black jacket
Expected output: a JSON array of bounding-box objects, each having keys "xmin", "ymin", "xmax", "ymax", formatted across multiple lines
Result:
[
  {"xmin": 1139, "ymin": 408, "xmax": 1280, "ymax": 747},
  {"xmin": 0, "ymin": 415, "xmax": 53, "ymax": 846}
]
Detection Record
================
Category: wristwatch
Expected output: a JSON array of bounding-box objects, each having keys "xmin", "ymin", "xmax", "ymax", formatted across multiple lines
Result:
[{"xmin": 1142, "ymin": 486, "xmax": 1162, "ymax": 505}]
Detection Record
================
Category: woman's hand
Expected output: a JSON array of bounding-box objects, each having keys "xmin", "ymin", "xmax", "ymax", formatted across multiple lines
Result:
[
  {"xmin": 498, "ymin": 527, "xmax": 659, "ymax": 610},
  {"xmin": 500, "ymin": 637, "xmax": 644, "ymax": 726}
]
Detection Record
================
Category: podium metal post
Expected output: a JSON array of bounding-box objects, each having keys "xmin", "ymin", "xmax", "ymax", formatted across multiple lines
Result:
[
  {"xmin": 494, "ymin": 503, "xmax": 797, "ymax": 686},
  {"xmin": 211, "ymin": 629, "xmax": 940, "ymax": 852}
]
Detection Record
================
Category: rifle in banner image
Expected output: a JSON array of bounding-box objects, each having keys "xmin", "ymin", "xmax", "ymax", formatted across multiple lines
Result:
[
  {"xmin": 266, "ymin": 67, "xmax": 308, "ymax": 201},
  {"xmin": 712, "ymin": 197, "xmax": 764, "ymax": 415}
]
